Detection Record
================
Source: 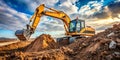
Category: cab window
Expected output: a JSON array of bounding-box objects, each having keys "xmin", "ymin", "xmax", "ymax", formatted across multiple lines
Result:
[
  {"xmin": 69, "ymin": 20, "xmax": 77, "ymax": 32},
  {"xmin": 76, "ymin": 21, "xmax": 80, "ymax": 32}
]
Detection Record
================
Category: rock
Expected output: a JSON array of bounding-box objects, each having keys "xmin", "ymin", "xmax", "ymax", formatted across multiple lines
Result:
[
  {"xmin": 112, "ymin": 52, "xmax": 120, "ymax": 58},
  {"xmin": 69, "ymin": 37, "xmax": 76, "ymax": 43},
  {"xmin": 105, "ymin": 55, "xmax": 113, "ymax": 60},
  {"xmin": 107, "ymin": 32, "xmax": 114, "ymax": 37},
  {"xmin": 109, "ymin": 41, "xmax": 117, "ymax": 49}
]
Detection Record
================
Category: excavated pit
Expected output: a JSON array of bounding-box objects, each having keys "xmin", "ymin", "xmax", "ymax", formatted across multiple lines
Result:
[{"xmin": 0, "ymin": 23, "xmax": 120, "ymax": 60}]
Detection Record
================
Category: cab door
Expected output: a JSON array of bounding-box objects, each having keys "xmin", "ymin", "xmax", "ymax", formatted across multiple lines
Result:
[
  {"xmin": 76, "ymin": 20, "xmax": 85, "ymax": 32},
  {"xmin": 69, "ymin": 20, "xmax": 77, "ymax": 32}
]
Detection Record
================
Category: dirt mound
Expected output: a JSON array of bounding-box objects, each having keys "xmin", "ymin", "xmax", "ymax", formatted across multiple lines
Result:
[
  {"xmin": 25, "ymin": 34, "xmax": 58, "ymax": 52},
  {"xmin": 1, "ymin": 23, "xmax": 120, "ymax": 60},
  {"xmin": 6, "ymin": 47, "xmax": 72, "ymax": 60},
  {"xmin": 67, "ymin": 23, "xmax": 120, "ymax": 60},
  {"xmin": 0, "ymin": 41, "xmax": 31, "ymax": 51}
]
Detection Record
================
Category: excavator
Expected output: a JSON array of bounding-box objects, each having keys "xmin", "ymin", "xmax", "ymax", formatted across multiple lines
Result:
[{"xmin": 15, "ymin": 4, "xmax": 95, "ymax": 41}]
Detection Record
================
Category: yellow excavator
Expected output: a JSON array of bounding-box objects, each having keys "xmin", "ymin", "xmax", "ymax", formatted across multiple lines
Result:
[{"xmin": 15, "ymin": 4, "xmax": 95, "ymax": 41}]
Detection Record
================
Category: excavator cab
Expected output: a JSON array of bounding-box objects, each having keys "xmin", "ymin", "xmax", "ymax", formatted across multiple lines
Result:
[
  {"xmin": 68, "ymin": 19, "xmax": 95, "ymax": 37},
  {"xmin": 69, "ymin": 19, "xmax": 85, "ymax": 33}
]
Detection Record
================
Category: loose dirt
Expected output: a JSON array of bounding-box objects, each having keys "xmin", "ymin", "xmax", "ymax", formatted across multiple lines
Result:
[
  {"xmin": 0, "ymin": 23, "xmax": 120, "ymax": 60},
  {"xmin": 67, "ymin": 23, "xmax": 120, "ymax": 60},
  {"xmin": 25, "ymin": 34, "xmax": 58, "ymax": 52}
]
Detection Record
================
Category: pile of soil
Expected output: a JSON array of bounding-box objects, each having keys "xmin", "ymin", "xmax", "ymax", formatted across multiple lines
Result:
[
  {"xmin": 1, "ymin": 23, "xmax": 120, "ymax": 60},
  {"xmin": 67, "ymin": 23, "xmax": 120, "ymax": 60},
  {"xmin": 0, "ymin": 41, "xmax": 31, "ymax": 59},
  {"xmin": 6, "ymin": 47, "xmax": 72, "ymax": 60},
  {"xmin": 0, "ymin": 41, "xmax": 31, "ymax": 51},
  {"xmin": 25, "ymin": 34, "xmax": 58, "ymax": 52}
]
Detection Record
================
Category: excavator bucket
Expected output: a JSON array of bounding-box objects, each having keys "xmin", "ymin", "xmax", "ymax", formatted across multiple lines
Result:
[{"xmin": 15, "ymin": 29, "xmax": 31, "ymax": 41}]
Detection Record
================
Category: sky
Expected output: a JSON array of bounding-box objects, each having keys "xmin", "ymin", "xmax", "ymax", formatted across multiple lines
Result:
[{"xmin": 0, "ymin": 0, "xmax": 120, "ymax": 38}]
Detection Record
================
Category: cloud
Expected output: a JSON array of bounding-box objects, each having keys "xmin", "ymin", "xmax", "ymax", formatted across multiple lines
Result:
[
  {"xmin": 76, "ymin": 0, "xmax": 120, "ymax": 21},
  {"xmin": 85, "ymin": 18, "xmax": 120, "ymax": 33},
  {"xmin": 22, "ymin": 0, "xmax": 59, "ymax": 12},
  {"xmin": 0, "ymin": 0, "xmax": 29, "ymax": 31},
  {"xmin": 78, "ymin": 1, "xmax": 103, "ymax": 19},
  {"xmin": 115, "ymin": 0, "xmax": 120, "ymax": 2},
  {"xmin": 91, "ymin": 2, "xmax": 120, "ymax": 20},
  {"xmin": 56, "ymin": 0, "xmax": 78, "ymax": 15},
  {"xmin": 36, "ymin": 16, "xmax": 64, "ymax": 32},
  {"xmin": 74, "ymin": 0, "xmax": 120, "ymax": 33},
  {"xmin": 108, "ymin": 2, "xmax": 120, "ymax": 19},
  {"xmin": 95, "ymin": 20, "xmax": 120, "ymax": 33},
  {"xmin": 91, "ymin": 6, "xmax": 110, "ymax": 19}
]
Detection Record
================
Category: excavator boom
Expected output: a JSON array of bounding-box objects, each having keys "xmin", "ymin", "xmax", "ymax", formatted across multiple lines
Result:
[{"xmin": 15, "ymin": 4, "xmax": 71, "ymax": 41}]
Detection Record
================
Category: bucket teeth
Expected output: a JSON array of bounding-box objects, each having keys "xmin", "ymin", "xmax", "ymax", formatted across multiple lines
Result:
[{"xmin": 15, "ymin": 30, "xmax": 31, "ymax": 41}]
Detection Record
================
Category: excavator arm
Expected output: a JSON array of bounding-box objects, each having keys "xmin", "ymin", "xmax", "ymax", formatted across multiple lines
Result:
[
  {"xmin": 30, "ymin": 4, "xmax": 70, "ymax": 33},
  {"xmin": 15, "ymin": 4, "xmax": 71, "ymax": 41}
]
